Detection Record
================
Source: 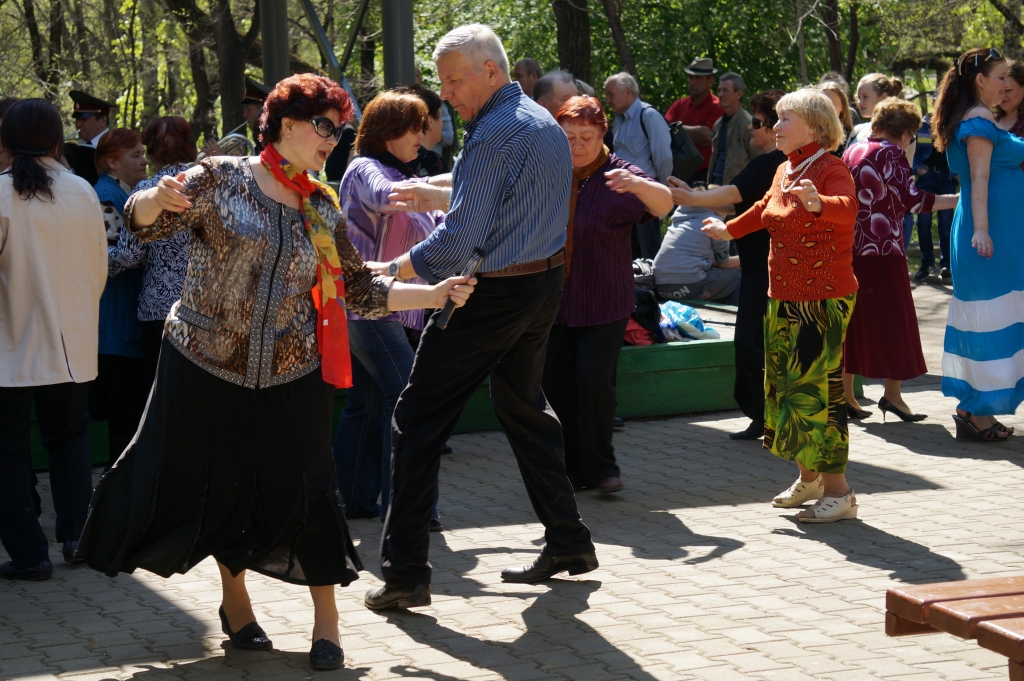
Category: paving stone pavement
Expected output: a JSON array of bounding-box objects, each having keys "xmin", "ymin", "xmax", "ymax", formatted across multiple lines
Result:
[{"xmin": 4, "ymin": 282, "xmax": 1024, "ymax": 681}]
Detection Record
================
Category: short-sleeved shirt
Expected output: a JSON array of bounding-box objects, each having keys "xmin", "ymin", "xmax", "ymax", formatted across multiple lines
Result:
[
  {"xmin": 556, "ymin": 155, "xmax": 653, "ymax": 327},
  {"xmin": 730, "ymin": 149, "xmax": 786, "ymax": 273},
  {"xmin": 665, "ymin": 94, "xmax": 725, "ymax": 171}
]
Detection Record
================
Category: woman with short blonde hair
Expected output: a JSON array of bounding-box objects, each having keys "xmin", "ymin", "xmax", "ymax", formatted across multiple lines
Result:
[{"xmin": 703, "ymin": 88, "xmax": 862, "ymax": 522}]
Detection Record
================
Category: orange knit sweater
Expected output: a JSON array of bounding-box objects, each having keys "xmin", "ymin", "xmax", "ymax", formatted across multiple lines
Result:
[{"xmin": 726, "ymin": 143, "xmax": 858, "ymax": 301}]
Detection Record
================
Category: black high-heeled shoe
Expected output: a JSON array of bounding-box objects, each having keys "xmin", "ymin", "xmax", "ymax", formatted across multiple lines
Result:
[
  {"xmin": 847, "ymin": 404, "xmax": 872, "ymax": 420},
  {"xmin": 878, "ymin": 397, "xmax": 927, "ymax": 423},
  {"xmin": 218, "ymin": 606, "xmax": 273, "ymax": 650},
  {"xmin": 953, "ymin": 412, "xmax": 1008, "ymax": 442},
  {"xmin": 309, "ymin": 638, "xmax": 344, "ymax": 670}
]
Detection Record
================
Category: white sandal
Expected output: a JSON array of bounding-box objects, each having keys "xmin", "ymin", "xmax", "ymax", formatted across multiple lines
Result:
[
  {"xmin": 772, "ymin": 475, "xmax": 823, "ymax": 508},
  {"xmin": 798, "ymin": 490, "xmax": 858, "ymax": 523}
]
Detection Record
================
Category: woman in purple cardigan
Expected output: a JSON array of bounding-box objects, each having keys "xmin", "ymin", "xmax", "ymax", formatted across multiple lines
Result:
[
  {"xmin": 542, "ymin": 96, "xmax": 672, "ymax": 494},
  {"xmin": 334, "ymin": 90, "xmax": 445, "ymax": 522}
]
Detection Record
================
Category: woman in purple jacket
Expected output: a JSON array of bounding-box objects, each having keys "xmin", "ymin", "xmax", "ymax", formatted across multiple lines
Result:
[
  {"xmin": 543, "ymin": 96, "xmax": 672, "ymax": 494},
  {"xmin": 334, "ymin": 91, "xmax": 445, "ymax": 522}
]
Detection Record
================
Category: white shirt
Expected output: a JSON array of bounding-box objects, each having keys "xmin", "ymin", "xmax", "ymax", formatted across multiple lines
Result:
[
  {"xmin": 0, "ymin": 157, "xmax": 108, "ymax": 386},
  {"xmin": 81, "ymin": 128, "xmax": 109, "ymax": 148}
]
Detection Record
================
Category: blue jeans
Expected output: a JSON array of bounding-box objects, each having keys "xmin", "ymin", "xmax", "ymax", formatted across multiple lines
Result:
[{"xmin": 333, "ymin": 319, "xmax": 437, "ymax": 520}]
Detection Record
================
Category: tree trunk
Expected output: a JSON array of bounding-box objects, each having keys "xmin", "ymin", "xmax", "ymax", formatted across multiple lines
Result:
[
  {"xmin": 22, "ymin": 0, "xmax": 47, "ymax": 90},
  {"xmin": 140, "ymin": 0, "xmax": 161, "ymax": 121},
  {"xmin": 551, "ymin": 0, "xmax": 591, "ymax": 84},
  {"xmin": 1004, "ymin": 0, "xmax": 1023, "ymax": 59},
  {"xmin": 796, "ymin": 0, "xmax": 808, "ymax": 84},
  {"xmin": 598, "ymin": 0, "xmax": 635, "ymax": 77},
  {"xmin": 820, "ymin": 0, "xmax": 843, "ymax": 73},
  {"xmin": 188, "ymin": 43, "xmax": 218, "ymax": 143},
  {"xmin": 844, "ymin": 2, "xmax": 859, "ymax": 84},
  {"xmin": 46, "ymin": 0, "xmax": 64, "ymax": 92},
  {"xmin": 210, "ymin": 0, "xmax": 260, "ymax": 135},
  {"xmin": 357, "ymin": 26, "xmax": 377, "ymax": 106},
  {"xmin": 69, "ymin": 0, "xmax": 91, "ymax": 80}
]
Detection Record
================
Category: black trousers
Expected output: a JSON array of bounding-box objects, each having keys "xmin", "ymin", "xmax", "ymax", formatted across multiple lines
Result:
[
  {"xmin": 380, "ymin": 266, "xmax": 594, "ymax": 586},
  {"xmin": 90, "ymin": 354, "xmax": 148, "ymax": 467},
  {"xmin": 733, "ymin": 268, "xmax": 770, "ymax": 425},
  {"xmin": 0, "ymin": 382, "xmax": 93, "ymax": 566},
  {"xmin": 542, "ymin": 318, "xmax": 628, "ymax": 488}
]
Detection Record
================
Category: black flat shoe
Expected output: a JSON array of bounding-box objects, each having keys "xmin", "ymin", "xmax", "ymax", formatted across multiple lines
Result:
[
  {"xmin": 429, "ymin": 518, "xmax": 444, "ymax": 532},
  {"xmin": 364, "ymin": 583, "xmax": 431, "ymax": 611},
  {"xmin": 878, "ymin": 397, "xmax": 927, "ymax": 423},
  {"xmin": 612, "ymin": 417, "xmax": 625, "ymax": 430},
  {"xmin": 729, "ymin": 422, "xmax": 764, "ymax": 440},
  {"xmin": 501, "ymin": 550, "xmax": 599, "ymax": 583},
  {"xmin": 953, "ymin": 412, "xmax": 1008, "ymax": 442},
  {"xmin": 309, "ymin": 639, "xmax": 344, "ymax": 671},
  {"xmin": 0, "ymin": 560, "xmax": 52, "ymax": 581},
  {"xmin": 63, "ymin": 540, "xmax": 84, "ymax": 564},
  {"xmin": 218, "ymin": 606, "xmax": 272, "ymax": 650},
  {"xmin": 847, "ymin": 405, "xmax": 872, "ymax": 420}
]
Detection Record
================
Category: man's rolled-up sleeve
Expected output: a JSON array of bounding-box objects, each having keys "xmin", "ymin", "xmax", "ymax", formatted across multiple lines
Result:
[{"xmin": 409, "ymin": 140, "xmax": 508, "ymax": 282}]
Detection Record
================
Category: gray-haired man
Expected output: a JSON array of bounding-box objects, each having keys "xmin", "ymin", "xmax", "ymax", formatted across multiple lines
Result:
[
  {"xmin": 534, "ymin": 70, "xmax": 579, "ymax": 118},
  {"xmin": 707, "ymin": 72, "xmax": 761, "ymax": 186},
  {"xmin": 365, "ymin": 24, "xmax": 597, "ymax": 612}
]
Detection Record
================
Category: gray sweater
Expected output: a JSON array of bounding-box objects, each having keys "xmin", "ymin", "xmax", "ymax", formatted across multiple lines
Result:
[{"xmin": 652, "ymin": 205, "xmax": 731, "ymax": 285}]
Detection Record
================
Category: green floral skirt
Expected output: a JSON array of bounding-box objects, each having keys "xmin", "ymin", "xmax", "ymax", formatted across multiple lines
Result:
[{"xmin": 763, "ymin": 293, "xmax": 857, "ymax": 474}]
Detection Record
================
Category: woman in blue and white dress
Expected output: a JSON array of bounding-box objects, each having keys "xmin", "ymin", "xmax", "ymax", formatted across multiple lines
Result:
[{"xmin": 932, "ymin": 47, "xmax": 1024, "ymax": 441}]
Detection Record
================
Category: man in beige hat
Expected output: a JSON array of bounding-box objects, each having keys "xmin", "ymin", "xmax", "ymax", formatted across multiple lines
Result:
[{"xmin": 665, "ymin": 57, "xmax": 725, "ymax": 183}]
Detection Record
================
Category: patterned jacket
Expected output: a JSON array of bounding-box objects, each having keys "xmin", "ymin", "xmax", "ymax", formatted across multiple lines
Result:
[{"xmin": 123, "ymin": 157, "xmax": 391, "ymax": 389}]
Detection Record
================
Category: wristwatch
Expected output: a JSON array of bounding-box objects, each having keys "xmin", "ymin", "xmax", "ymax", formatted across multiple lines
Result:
[{"xmin": 387, "ymin": 259, "xmax": 401, "ymax": 277}]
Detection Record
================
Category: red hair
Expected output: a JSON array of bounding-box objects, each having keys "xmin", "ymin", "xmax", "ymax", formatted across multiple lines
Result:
[
  {"xmin": 95, "ymin": 128, "xmax": 142, "ymax": 174},
  {"xmin": 555, "ymin": 96, "xmax": 608, "ymax": 134},
  {"xmin": 259, "ymin": 74, "xmax": 353, "ymax": 146},
  {"xmin": 142, "ymin": 116, "xmax": 197, "ymax": 168}
]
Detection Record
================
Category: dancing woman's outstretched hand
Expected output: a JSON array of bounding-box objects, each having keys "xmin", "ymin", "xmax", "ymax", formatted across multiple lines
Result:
[
  {"xmin": 701, "ymin": 217, "xmax": 734, "ymax": 241},
  {"xmin": 153, "ymin": 172, "xmax": 192, "ymax": 213}
]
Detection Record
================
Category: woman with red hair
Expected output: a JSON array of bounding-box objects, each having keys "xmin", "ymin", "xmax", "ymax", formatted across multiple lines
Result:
[
  {"xmin": 91, "ymin": 128, "xmax": 150, "ymax": 469},
  {"xmin": 108, "ymin": 116, "xmax": 199, "ymax": 387},
  {"xmin": 76, "ymin": 74, "xmax": 477, "ymax": 670},
  {"xmin": 541, "ymin": 95, "xmax": 672, "ymax": 495}
]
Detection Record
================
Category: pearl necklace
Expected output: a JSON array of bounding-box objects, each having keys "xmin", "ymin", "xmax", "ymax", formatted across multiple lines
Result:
[{"xmin": 780, "ymin": 148, "xmax": 826, "ymax": 193}]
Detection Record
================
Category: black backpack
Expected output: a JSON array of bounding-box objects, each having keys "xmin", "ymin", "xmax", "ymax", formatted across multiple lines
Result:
[{"xmin": 638, "ymin": 103, "xmax": 704, "ymax": 183}]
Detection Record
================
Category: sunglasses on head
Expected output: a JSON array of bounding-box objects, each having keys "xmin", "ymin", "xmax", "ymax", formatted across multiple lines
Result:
[
  {"xmin": 958, "ymin": 48, "xmax": 1003, "ymax": 75},
  {"xmin": 308, "ymin": 116, "xmax": 345, "ymax": 141},
  {"xmin": 751, "ymin": 117, "xmax": 772, "ymax": 130}
]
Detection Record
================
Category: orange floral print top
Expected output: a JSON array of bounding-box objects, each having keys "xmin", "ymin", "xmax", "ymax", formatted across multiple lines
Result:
[{"xmin": 726, "ymin": 143, "xmax": 859, "ymax": 302}]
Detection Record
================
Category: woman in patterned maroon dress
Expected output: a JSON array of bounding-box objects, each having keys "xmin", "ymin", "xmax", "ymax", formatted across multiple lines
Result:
[{"xmin": 841, "ymin": 98, "xmax": 959, "ymax": 421}]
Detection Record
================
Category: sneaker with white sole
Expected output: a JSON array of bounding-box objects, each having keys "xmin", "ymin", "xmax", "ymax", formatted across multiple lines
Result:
[
  {"xmin": 798, "ymin": 489, "xmax": 858, "ymax": 523},
  {"xmin": 772, "ymin": 475, "xmax": 824, "ymax": 508}
]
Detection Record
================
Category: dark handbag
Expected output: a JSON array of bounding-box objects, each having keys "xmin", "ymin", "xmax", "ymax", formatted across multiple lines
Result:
[{"xmin": 638, "ymin": 104, "xmax": 704, "ymax": 182}]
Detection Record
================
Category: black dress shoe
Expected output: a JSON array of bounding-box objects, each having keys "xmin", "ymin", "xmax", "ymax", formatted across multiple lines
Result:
[
  {"xmin": 0, "ymin": 560, "xmax": 52, "ymax": 581},
  {"xmin": 429, "ymin": 518, "xmax": 444, "ymax": 532},
  {"xmin": 847, "ymin": 405, "xmax": 872, "ymax": 420},
  {"xmin": 598, "ymin": 476, "xmax": 623, "ymax": 494},
  {"xmin": 729, "ymin": 422, "xmax": 764, "ymax": 440},
  {"xmin": 440, "ymin": 445, "xmax": 453, "ymax": 455},
  {"xmin": 309, "ymin": 639, "xmax": 344, "ymax": 671},
  {"xmin": 612, "ymin": 417, "xmax": 625, "ymax": 430},
  {"xmin": 364, "ymin": 584, "xmax": 431, "ymax": 611},
  {"xmin": 219, "ymin": 606, "xmax": 273, "ymax": 650},
  {"xmin": 63, "ymin": 540, "xmax": 84, "ymax": 564},
  {"xmin": 501, "ymin": 550, "xmax": 599, "ymax": 583}
]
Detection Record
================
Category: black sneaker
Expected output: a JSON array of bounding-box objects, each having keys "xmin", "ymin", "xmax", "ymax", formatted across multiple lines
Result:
[
  {"xmin": 913, "ymin": 265, "xmax": 933, "ymax": 281},
  {"xmin": 429, "ymin": 518, "xmax": 444, "ymax": 532},
  {"xmin": 0, "ymin": 560, "xmax": 53, "ymax": 581},
  {"xmin": 939, "ymin": 266, "xmax": 952, "ymax": 280}
]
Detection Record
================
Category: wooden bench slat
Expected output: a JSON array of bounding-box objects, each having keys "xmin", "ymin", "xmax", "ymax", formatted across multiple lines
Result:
[
  {"xmin": 978, "ymin": 617, "xmax": 1024, "ymax": 663},
  {"xmin": 887, "ymin": 577, "xmax": 1024, "ymax": 623},
  {"xmin": 928, "ymin": 595, "xmax": 1024, "ymax": 639},
  {"xmin": 886, "ymin": 611, "xmax": 939, "ymax": 637}
]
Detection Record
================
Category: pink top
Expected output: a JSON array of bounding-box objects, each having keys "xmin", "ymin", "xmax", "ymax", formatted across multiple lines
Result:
[{"xmin": 843, "ymin": 138, "xmax": 936, "ymax": 257}]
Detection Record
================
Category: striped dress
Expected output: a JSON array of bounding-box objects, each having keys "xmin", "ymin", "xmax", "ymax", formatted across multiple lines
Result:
[{"xmin": 942, "ymin": 117, "xmax": 1024, "ymax": 415}]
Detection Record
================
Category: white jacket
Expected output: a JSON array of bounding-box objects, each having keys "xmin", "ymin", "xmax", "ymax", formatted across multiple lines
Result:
[{"xmin": 0, "ymin": 157, "xmax": 107, "ymax": 386}]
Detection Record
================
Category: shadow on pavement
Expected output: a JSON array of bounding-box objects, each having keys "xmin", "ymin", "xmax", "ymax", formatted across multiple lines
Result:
[
  {"xmin": 858, "ymin": 420, "xmax": 1024, "ymax": 463},
  {"xmin": 772, "ymin": 516, "xmax": 966, "ymax": 583},
  {"xmin": 377, "ymin": 580, "xmax": 657, "ymax": 681},
  {"xmin": 122, "ymin": 651, "xmax": 371, "ymax": 679}
]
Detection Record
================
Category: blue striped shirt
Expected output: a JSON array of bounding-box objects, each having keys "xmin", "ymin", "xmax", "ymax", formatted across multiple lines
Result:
[
  {"xmin": 612, "ymin": 98, "xmax": 673, "ymax": 183},
  {"xmin": 409, "ymin": 82, "xmax": 571, "ymax": 282}
]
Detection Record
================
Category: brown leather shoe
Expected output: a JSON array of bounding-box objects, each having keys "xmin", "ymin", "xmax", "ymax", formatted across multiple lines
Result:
[{"xmin": 598, "ymin": 477, "xmax": 623, "ymax": 494}]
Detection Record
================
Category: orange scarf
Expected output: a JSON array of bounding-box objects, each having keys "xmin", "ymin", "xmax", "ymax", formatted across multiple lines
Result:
[
  {"xmin": 260, "ymin": 144, "xmax": 352, "ymax": 388},
  {"xmin": 566, "ymin": 145, "xmax": 610, "ymax": 281}
]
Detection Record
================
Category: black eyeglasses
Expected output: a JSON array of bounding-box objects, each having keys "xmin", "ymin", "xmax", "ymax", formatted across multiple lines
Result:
[
  {"xmin": 750, "ymin": 117, "xmax": 772, "ymax": 130},
  {"xmin": 958, "ymin": 48, "xmax": 1003, "ymax": 75},
  {"xmin": 308, "ymin": 116, "xmax": 345, "ymax": 141}
]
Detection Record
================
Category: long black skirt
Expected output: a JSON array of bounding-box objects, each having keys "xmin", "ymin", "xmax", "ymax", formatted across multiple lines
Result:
[{"xmin": 77, "ymin": 338, "xmax": 362, "ymax": 586}]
